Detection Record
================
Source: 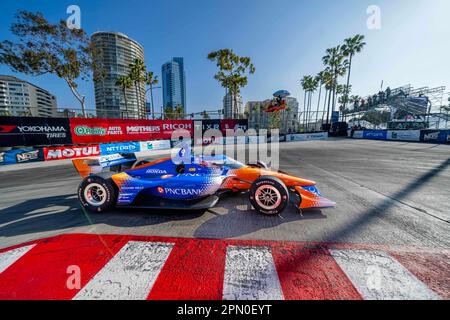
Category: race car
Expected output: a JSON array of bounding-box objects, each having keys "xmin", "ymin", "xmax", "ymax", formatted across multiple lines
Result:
[{"xmin": 73, "ymin": 153, "xmax": 335, "ymax": 215}]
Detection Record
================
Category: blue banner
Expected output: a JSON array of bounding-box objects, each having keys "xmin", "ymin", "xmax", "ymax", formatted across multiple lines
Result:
[
  {"xmin": 331, "ymin": 111, "xmax": 339, "ymax": 124},
  {"xmin": 363, "ymin": 130, "xmax": 387, "ymax": 140},
  {"xmin": 0, "ymin": 148, "xmax": 44, "ymax": 165},
  {"xmin": 438, "ymin": 130, "xmax": 450, "ymax": 144},
  {"xmin": 100, "ymin": 142, "xmax": 141, "ymax": 155}
]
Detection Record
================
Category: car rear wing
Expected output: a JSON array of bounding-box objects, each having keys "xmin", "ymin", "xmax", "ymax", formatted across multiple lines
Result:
[{"xmin": 72, "ymin": 153, "xmax": 137, "ymax": 178}]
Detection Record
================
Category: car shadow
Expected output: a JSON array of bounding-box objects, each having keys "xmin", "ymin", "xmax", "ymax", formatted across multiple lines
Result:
[
  {"xmin": 194, "ymin": 192, "xmax": 327, "ymax": 239},
  {"xmin": 0, "ymin": 191, "xmax": 327, "ymax": 239},
  {"xmin": 0, "ymin": 194, "xmax": 204, "ymax": 238}
]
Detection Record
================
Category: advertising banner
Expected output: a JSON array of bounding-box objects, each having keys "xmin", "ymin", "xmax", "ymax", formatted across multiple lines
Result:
[
  {"xmin": 442, "ymin": 130, "xmax": 450, "ymax": 144},
  {"xmin": 351, "ymin": 131, "xmax": 364, "ymax": 139},
  {"xmin": 420, "ymin": 130, "xmax": 441, "ymax": 143},
  {"xmin": 70, "ymin": 119, "xmax": 194, "ymax": 144},
  {"xmin": 287, "ymin": 132, "xmax": 328, "ymax": 142},
  {"xmin": 139, "ymin": 140, "xmax": 171, "ymax": 151},
  {"xmin": 363, "ymin": 130, "xmax": 388, "ymax": 140},
  {"xmin": 220, "ymin": 119, "xmax": 248, "ymax": 134},
  {"xmin": 0, "ymin": 117, "xmax": 72, "ymax": 147},
  {"xmin": 0, "ymin": 148, "xmax": 44, "ymax": 165},
  {"xmin": 44, "ymin": 145, "xmax": 100, "ymax": 161},
  {"xmin": 195, "ymin": 119, "xmax": 221, "ymax": 134},
  {"xmin": 331, "ymin": 111, "xmax": 340, "ymax": 124},
  {"xmin": 387, "ymin": 130, "xmax": 421, "ymax": 142},
  {"xmin": 100, "ymin": 141, "xmax": 141, "ymax": 155},
  {"xmin": 247, "ymin": 136, "xmax": 267, "ymax": 144}
]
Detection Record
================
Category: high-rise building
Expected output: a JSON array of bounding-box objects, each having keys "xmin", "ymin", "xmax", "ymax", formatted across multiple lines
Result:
[
  {"xmin": 0, "ymin": 75, "xmax": 57, "ymax": 117},
  {"xmin": 223, "ymin": 91, "xmax": 243, "ymax": 119},
  {"xmin": 162, "ymin": 57, "xmax": 186, "ymax": 114},
  {"xmin": 91, "ymin": 32, "xmax": 146, "ymax": 119}
]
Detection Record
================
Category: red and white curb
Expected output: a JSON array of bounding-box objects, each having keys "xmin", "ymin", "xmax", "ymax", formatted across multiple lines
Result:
[{"xmin": 0, "ymin": 234, "xmax": 449, "ymax": 300}]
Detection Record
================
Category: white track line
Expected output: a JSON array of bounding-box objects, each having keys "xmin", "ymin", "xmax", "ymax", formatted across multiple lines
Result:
[
  {"xmin": 74, "ymin": 241, "xmax": 174, "ymax": 300},
  {"xmin": 223, "ymin": 246, "xmax": 284, "ymax": 300},
  {"xmin": 0, "ymin": 244, "xmax": 36, "ymax": 274},
  {"xmin": 330, "ymin": 249, "xmax": 440, "ymax": 300}
]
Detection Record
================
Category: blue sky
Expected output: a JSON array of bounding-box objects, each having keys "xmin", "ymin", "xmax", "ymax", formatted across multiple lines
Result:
[{"xmin": 0, "ymin": 0, "xmax": 449, "ymax": 114}]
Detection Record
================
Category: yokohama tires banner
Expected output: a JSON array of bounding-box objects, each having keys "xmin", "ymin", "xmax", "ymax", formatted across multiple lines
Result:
[
  {"xmin": 44, "ymin": 145, "xmax": 101, "ymax": 161},
  {"xmin": 70, "ymin": 119, "xmax": 193, "ymax": 144},
  {"xmin": 0, "ymin": 117, "xmax": 72, "ymax": 147}
]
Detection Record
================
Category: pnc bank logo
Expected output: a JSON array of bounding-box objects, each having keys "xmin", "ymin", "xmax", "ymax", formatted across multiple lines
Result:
[{"xmin": 164, "ymin": 188, "xmax": 203, "ymax": 196}]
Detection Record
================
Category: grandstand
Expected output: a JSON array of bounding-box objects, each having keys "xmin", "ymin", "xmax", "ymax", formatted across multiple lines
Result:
[{"xmin": 345, "ymin": 85, "xmax": 449, "ymax": 129}]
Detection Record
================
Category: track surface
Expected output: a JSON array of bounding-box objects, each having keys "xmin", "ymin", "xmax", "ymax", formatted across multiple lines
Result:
[{"xmin": 1, "ymin": 139, "xmax": 450, "ymax": 250}]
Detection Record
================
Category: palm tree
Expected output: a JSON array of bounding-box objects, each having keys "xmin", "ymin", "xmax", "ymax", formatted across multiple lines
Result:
[
  {"xmin": 300, "ymin": 76, "xmax": 309, "ymax": 131},
  {"xmin": 306, "ymin": 76, "xmax": 319, "ymax": 132},
  {"xmin": 145, "ymin": 71, "xmax": 159, "ymax": 119},
  {"xmin": 301, "ymin": 75, "xmax": 320, "ymax": 132},
  {"xmin": 128, "ymin": 59, "xmax": 147, "ymax": 118},
  {"xmin": 207, "ymin": 49, "xmax": 255, "ymax": 119},
  {"xmin": 321, "ymin": 69, "xmax": 336, "ymax": 126},
  {"xmin": 314, "ymin": 71, "xmax": 327, "ymax": 129},
  {"xmin": 342, "ymin": 35, "xmax": 366, "ymax": 110},
  {"xmin": 115, "ymin": 75, "xmax": 133, "ymax": 118},
  {"xmin": 322, "ymin": 46, "xmax": 349, "ymax": 123}
]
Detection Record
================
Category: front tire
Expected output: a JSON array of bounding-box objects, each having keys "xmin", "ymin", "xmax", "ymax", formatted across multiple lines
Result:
[
  {"xmin": 78, "ymin": 176, "xmax": 117, "ymax": 213},
  {"xmin": 249, "ymin": 176, "xmax": 289, "ymax": 215}
]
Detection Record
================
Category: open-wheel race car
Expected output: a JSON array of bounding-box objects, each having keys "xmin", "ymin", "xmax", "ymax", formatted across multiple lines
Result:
[{"xmin": 73, "ymin": 152, "xmax": 335, "ymax": 215}]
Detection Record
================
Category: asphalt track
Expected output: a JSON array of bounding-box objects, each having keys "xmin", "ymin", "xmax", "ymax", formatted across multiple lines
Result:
[{"xmin": 1, "ymin": 139, "xmax": 449, "ymax": 250}]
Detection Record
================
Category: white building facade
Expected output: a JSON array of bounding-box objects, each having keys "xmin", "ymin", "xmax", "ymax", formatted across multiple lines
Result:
[
  {"xmin": 0, "ymin": 75, "xmax": 57, "ymax": 117},
  {"xmin": 223, "ymin": 92, "xmax": 243, "ymax": 119}
]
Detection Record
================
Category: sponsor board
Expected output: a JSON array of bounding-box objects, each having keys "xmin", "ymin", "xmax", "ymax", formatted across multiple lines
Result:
[
  {"xmin": 0, "ymin": 117, "xmax": 72, "ymax": 147},
  {"xmin": 352, "ymin": 131, "xmax": 364, "ymax": 139},
  {"xmin": 194, "ymin": 136, "xmax": 224, "ymax": 146},
  {"xmin": 331, "ymin": 111, "xmax": 340, "ymax": 124},
  {"xmin": 363, "ymin": 130, "xmax": 387, "ymax": 140},
  {"xmin": 420, "ymin": 130, "xmax": 441, "ymax": 143},
  {"xmin": 437, "ymin": 130, "xmax": 450, "ymax": 144},
  {"xmin": 287, "ymin": 132, "xmax": 328, "ymax": 142},
  {"xmin": 247, "ymin": 136, "xmax": 267, "ymax": 144},
  {"xmin": 44, "ymin": 145, "xmax": 100, "ymax": 161},
  {"xmin": 100, "ymin": 142, "xmax": 141, "ymax": 155},
  {"xmin": 194, "ymin": 119, "xmax": 221, "ymax": 134},
  {"xmin": 268, "ymin": 135, "xmax": 286, "ymax": 143},
  {"xmin": 139, "ymin": 140, "xmax": 171, "ymax": 151},
  {"xmin": 220, "ymin": 119, "xmax": 248, "ymax": 134},
  {"xmin": 0, "ymin": 148, "xmax": 44, "ymax": 165},
  {"xmin": 387, "ymin": 130, "xmax": 421, "ymax": 142},
  {"xmin": 70, "ymin": 119, "xmax": 193, "ymax": 144}
]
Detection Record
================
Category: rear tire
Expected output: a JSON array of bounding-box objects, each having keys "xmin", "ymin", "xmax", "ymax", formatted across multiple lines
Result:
[
  {"xmin": 78, "ymin": 176, "xmax": 117, "ymax": 213},
  {"xmin": 249, "ymin": 176, "xmax": 289, "ymax": 215}
]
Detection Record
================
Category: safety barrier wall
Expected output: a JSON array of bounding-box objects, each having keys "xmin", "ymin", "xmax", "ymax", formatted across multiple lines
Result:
[
  {"xmin": 0, "ymin": 131, "xmax": 330, "ymax": 166},
  {"xmin": 349, "ymin": 129, "xmax": 450, "ymax": 143}
]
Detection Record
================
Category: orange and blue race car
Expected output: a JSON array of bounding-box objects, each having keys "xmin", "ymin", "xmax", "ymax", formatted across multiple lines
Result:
[{"xmin": 73, "ymin": 153, "xmax": 335, "ymax": 215}]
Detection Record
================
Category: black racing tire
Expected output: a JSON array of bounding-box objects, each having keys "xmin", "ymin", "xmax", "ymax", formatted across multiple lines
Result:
[
  {"xmin": 78, "ymin": 175, "xmax": 117, "ymax": 213},
  {"xmin": 249, "ymin": 176, "xmax": 289, "ymax": 215}
]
